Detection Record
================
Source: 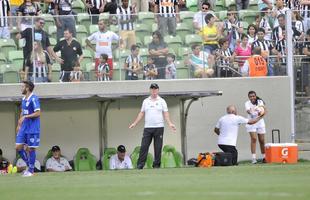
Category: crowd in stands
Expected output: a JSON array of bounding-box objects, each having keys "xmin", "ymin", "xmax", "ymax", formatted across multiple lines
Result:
[{"xmin": 0, "ymin": 0, "xmax": 308, "ymax": 87}]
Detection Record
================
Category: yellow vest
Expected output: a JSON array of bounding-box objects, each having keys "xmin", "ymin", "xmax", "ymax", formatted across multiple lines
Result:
[
  {"xmin": 201, "ymin": 25, "xmax": 218, "ymax": 45},
  {"xmin": 10, "ymin": 0, "xmax": 23, "ymax": 6}
]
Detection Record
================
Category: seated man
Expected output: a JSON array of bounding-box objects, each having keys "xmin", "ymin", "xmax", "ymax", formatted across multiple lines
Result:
[
  {"xmin": 0, "ymin": 148, "xmax": 10, "ymax": 172},
  {"xmin": 46, "ymin": 145, "xmax": 72, "ymax": 172},
  {"xmin": 109, "ymin": 145, "xmax": 133, "ymax": 170}
]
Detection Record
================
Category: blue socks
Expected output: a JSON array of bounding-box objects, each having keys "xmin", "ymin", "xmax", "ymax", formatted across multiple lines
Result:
[
  {"xmin": 28, "ymin": 150, "xmax": 36, "ymax": 173},
  {"xmin": 18, "ymin": 149, "xmax": 29, "ymax": 166}
]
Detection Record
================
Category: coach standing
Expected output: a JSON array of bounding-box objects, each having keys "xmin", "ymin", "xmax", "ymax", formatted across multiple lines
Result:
[{"xmin": 129, "ymin": 83, "xmax": 176, "ymax": 169}]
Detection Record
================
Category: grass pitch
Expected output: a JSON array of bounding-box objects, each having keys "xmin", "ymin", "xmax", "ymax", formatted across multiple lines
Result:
[{"xmin": 1, "ymin": 163, "xmax": 310, "ymax": 200}]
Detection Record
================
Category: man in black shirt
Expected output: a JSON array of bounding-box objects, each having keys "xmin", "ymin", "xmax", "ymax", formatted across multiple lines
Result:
[
  {"xmin": 54, "ymin": 29, "xmax": 83, "ymax": 82},
  {"xmin": 16, "ymin": 17, "xmax": 59, "ymax": 71}
]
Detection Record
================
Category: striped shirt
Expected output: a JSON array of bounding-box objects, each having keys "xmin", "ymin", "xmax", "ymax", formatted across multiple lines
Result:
[
  {"xmin": 116, "ymin": 5, "xmax": 134, "ymax": 31},
  {"xmin": 276, "ymin": 39, "xmax": 286, "ymax": 63},
  {"xmin": 252, "ymin": 39, "xmax": 275, "ymax": 58},
  {"xmin": 86, "ymin": 0, "xmax": 104, "ymax": 10},
  {"xmin": 259, "ymin": 17, "xmax": 272, "ymax": 40},
  {"xmin": 98, "ymin": 62, "xmax": 110, "ymax": 81},
  {"xmin": 272, "ymin": 26, "xmax": 284, "ymax": 44},
  {"xmin": 217, "ymin": 48, "xmax": 233, "ymax": 66},
  {"xmin": 0, "ymin": 0, "xmax": 10, "ymax": 27},
  {"xmin": 296, "ymin": 1, "xmax": 310, "ymax": 18},
  {"xmin": 155, "ymin": 0, "xmax": 178, "ymax": 18},
  {"xmin": 26, "ymin": 51, "xmax": 51, "ymax": 78},
  {"xmin": 125, "ymin": 54, "xmax": 143, "ymax": 77},
  {"xmin": 224, "ymin": 19, "xmax": 241, "ymax": 40}
]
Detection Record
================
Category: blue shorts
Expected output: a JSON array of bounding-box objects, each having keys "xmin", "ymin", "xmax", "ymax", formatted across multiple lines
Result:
[{"xmin": 16, "ymin": 131, "xmax": 40, "ymax": 148}]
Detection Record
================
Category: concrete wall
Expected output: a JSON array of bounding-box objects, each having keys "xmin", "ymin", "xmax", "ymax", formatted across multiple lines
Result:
[{"xmin": 0, "ymin": 77, "xmax": 292, "ymax": 163}]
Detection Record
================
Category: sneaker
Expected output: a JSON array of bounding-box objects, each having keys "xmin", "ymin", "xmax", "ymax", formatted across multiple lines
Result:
[
  {"xmin": 252, "ymin": 159, "xmax": 257, "ymax": 164},
  {"xmin": 22, "ymin": 171, "xmax": 34, "ymax": 177}
]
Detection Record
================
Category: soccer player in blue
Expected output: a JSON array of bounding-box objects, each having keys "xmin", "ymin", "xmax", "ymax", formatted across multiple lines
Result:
[{"xmin": 15, "ymin": 81, "xmax": 41, "ymax": 177}]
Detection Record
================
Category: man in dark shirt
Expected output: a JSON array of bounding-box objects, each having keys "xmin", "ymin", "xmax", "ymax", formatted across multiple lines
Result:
[
  {"xmin": 54, "ymin": 29, "xmax": 83, "ymax": 82},
  {"xmin": 16, "ymin": 17, "xmax": 59, "ymax": 70}
]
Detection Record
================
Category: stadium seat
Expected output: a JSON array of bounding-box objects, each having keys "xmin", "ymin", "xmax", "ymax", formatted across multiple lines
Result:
[
  {"xmin": 240, "ymin": 21, "xmax": 249, "ymax": 31},
  {"xmin": 85, "ymin": 62, "xmax": 97, "ymax": 81},
  {"xmin": 0, "ymin": 39, "xmax": 17, "ymax": 59},
  {"xmin": 8, "ymin": 50, "xmax": 23, "ymax": 70},
  {"xmin": 138, "ymin": 12, "xmax": 155, "ymax": 29},
  {"xmin": 249, "ymin": 0, "xmax": 258, "ymax": 10},
  {"xmin": 161, "ymin": 145, "xmax": 183, "ymax": 168},
  {"xmin": 80, "ymin": 49, "xmax": 93, "ymax": 71},
  {"xmin": 238, "ymin": 10, "xmax": 257, "ymax": 25},
  {"xmin": 135, "ymin": 23, "xmax": 151, "ymax": 45},
  {"xmin": 0, "ymin": 53, "xmax": 6, "ymax": 65},
  {"xmin": 110, "ymin": 25, "xmax": 119, "ymax": 33},
  {"xmin": 177, "ymin": 67, "xmax": 190, "ymax": 79},
  {"xmin": 135, "ymin": 37, "xmax": 143, "ymax": 48},
  {"xmin": 42, "ymin": 149, "xmax": 53, "ymax": 169},
  {"xmin": 73, "ymin": 148, "xmax": 97, "ymax": 171},
  {"xmin": 101, "ymin": 148, "xmax": 117, "ymax": 170},
  {"xmin": 99, "ymin": 12, "xmax": 109, "ymax": 21},
  {"xmin": 76, "ymin": 25, "xmax": 88, "ymax": 44},
  {"xmin": 218, "ymin": 10, "xmax": 228, "ymax": 21},
  {"xmin": 164, "ymin": 35, "xmax": 183, "ymax": 57},
  {"xmin": 3, "ymin": 71, "xmax": 19, "ymax": 83},
  {"xmin": 187, "ymin": 5, "xmax": 198, "ymax": 12},
  {"xmin": 152, "ymin": 23, "xmax": 158, "ymax": 32},
  {"xmin": 72, "ymin": 0, "xmax": 85, "ymax": 13},
  {"xmin": 177, "ymin": 47, "xmax": 191, "ymax": 60},
  {"xmin": 113, "ymin": 49, "xmax": 130, "ymax": 62},
  {"xmin": 41, "ymin": 13, "xmax": 55, "ymax": 29},
  {"xmin": 180, "ymin": 11, "xmax": 194, "ymax": 28},
  {"xmin": 144, "ymin": 35, "xmax": 153, "ymax": 47},
  {"xmin": 139, "ymin": 48, "xmax": 149, "ymax": 64},
  {"xmin": 89, "ymin": 24, "xmax": 98, "ymax": 34},
  {"xmin": 51, "ymin": 63, "xmax": 60, "ymax": 82},
  {"xmin": 49, "ymin": 38, "xmax": 57, "ymax": 49},
  {"xmin": 225, "ymin": 0, "xmax": 236, "ymax": 8},
  {"xmin": 215, "ymin": 0, "xmax": 225, "ymax": 12},
  {"xmin": 185, "ymin": 34, "xmax": 203, "ymax": 47},
  {"xmin": 130, "ymin": 146, "xmax": 153, "ymax": 169},
  {"xmin": 176, "ymin": 23, "xmax": 191, "ymax": 43},
  {"xmin": 77, "ymin": 13, "xmax": 91, "ymax": 31},
  {"xmin": 48, "ymin": 26, "xmax": 57, "ymax": 40}
]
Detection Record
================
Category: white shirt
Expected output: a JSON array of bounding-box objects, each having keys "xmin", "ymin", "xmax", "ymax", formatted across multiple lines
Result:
[
  {"xmin": 109, "ymin": 154, "xmax": 133, "ymax": 170},
  {"xmin": 245, "ymin": 99, "xmax": 265, "ymax": 127},
  {"xmin": 87, "ymin": 31, "xmax": 120, "ymax": 58},
  {"xmin": 46, "ymin": 156, "xmax": 72, "ymax": 172},
  {"xmin": 193, "ymin": 11, "xmax": 216, "ymax": 30},
  {"xmin": 215, "ymin": 114, "xmax": 249, "ymax": 146},
  {"xmin": 141, "ymin": 96, "xmax": 168, "ymax": 128},
  {"xmin": 16, "ymin": 158, "xmax": 41, "ymax": 171}
]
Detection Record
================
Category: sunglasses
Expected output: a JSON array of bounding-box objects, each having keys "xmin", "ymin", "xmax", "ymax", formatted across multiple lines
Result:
[{"xmin": 202, "ymin": 7, "xmax": 209, "ymax": 10}]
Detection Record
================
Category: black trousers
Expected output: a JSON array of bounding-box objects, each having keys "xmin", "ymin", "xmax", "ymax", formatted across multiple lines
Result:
[
  {"xmin": 137, "ymin": 127, "xmax": 164, "ymax": 169},
  {"xmin": 218, "ymin": 144, "xmax": 238, "ymax": 165}
]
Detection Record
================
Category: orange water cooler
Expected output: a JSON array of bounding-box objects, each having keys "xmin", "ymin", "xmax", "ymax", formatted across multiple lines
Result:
[{"xmin": 265, "ymin": 129, "xmax": 298, "ymax": 164}]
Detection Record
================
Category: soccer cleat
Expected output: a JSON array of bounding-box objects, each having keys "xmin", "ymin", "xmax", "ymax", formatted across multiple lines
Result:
[
  {"xmin": 22, "ymin": 171, "xmax": 34, "ymax": 177},
  {"xmin": 252, "ymin": 159, "xmax": 257, "ymax": 164}
]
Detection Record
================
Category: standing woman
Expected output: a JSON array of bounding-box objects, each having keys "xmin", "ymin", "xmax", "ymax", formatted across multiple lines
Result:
[
  {"xmin": 17, "ymin": 0, "xmax": 41, "ymax": 31},
  {"xmin": 245, "ymin": 91, "xmax": 267, "ymax": 164}
]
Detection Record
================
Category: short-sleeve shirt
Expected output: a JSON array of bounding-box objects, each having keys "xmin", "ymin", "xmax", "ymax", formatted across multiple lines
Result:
[
  {"xmin": 19, "ymin": 93, "xmax": 40, "ymax": 134},
  {"xmin": 21, "ymin": 28, "xmax": 51, "ymax": 53},
  {"xmin": 148, "ymin": 41, "xmax": 168, "ymax": 59},
  {"xmin": 53, "ymin": 39, "xmax": 83, "ymax": 71},
  {"xmin": 18, "ymin": 3, "xmax": 40, "ymax": 24},
  {"xmin": 87, "ymin": 31, "xmax": 119, "ymax": 58},
  {"xmin": 245, "ymin": 99, "xmax": 265, "ymax": 127},
  {"xmin": 109, "ymin": 154, "xmax": 133, "ymax": 170},
  {"xmin": 143, "ymin": 64, "xmax": 157, "ymax": 80},
  {"xmin": 26, "ymin": 51, "xmax": 51, "ymax": 78},
  {"xmin": 141, "ymin": 96, "xmax": 168, "ymax": 128},
  {"xmin": 46, "ymin": 157, "xmax": 72, "ymax": 172},
  {"xmin": 125, "ymin": 55, "xmax": 143, "ymax": 77},
  {"xmin": 215, "ymin": 114, "xmax": 249, "ymax": 146}
]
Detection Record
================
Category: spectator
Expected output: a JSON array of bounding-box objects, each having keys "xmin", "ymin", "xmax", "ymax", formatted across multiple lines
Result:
[
  {"xmin": 253, "ymin": 14, "xmax": 262, "ymax": 31},
  {"xmin": 215, "ymin": 38, "xmax": 235, "ymax": 77},
  {"xmin": 83, "ymin": 0, "xmax": 105, "ymax": 24},
  {"xmin": 302, "ymin": 29, "xmax": 310, "ymax": 96},
  {"xmin": 55, "ymin": 0, "xmax": 76, "ymax": 41},
  {"xmin": 188, "ymin": 44, "xmax": 214, "ymax": 78},
  {"xmin": 16, "ymin": 156, "xmax": 41, "ymax": 173},
  {"xmin": 165, "ymin": 53, "xmax": 176, "ymax": 79},
  {"xmin": 0, "ymin": 148, "xmax": 10, "ymax": 172},
  {"xmin": 241, "ymin": 46, "xmax": 268, "ymax": 77},
  {"xmin": 102, "ymin": 0, "xmax": 118, "ymax": 14},
  {"xmin": 272, "ymin": 14, "xmax": 285, "ymax": 44},
  {"xmin": 223, "ymin": 9, "xmax": 241, "ymax": 51},
  {"xmin": 297, "ymin": 0, "xmax": 310, "ymax": 33},
  {"xmin": 70, "ymin": 61, "xmax": 84, "ymax": 82},
  {"xmin": 97, "ymin": 53, "xmax": 110, "ymax": 81},
  {"xmin": 247, "ymin": 24, "xmax": 257, "ymax": 45},
  {"xmin": 54, "ymin": 29, "xmax": 84, "ymax": 82},
  {"xmin": 193, "ymin": 2, "xmax": 216, "ymax": 32},
  {"xmin": 214, "ymin": 105, "xmax": 264, "ymax": 166},
  {"xmin": 17, "ymin": 0, "xmax": 41, "ymax": 31},
  {"xmin": 0, "ymin": 0, "xmax": 11, "ymax": 39},
  {"xmin": 16, "ymin": 17, "xmax": 59, "ymax": 73},
  {"xmin": 148, "ymin": 31, "xmax": 169, "ymax": 79},
  {"xmin": 234, "ymin": 34, "xmax": 252, "ymax": 68},
  {"xmin": 272, "ymin": 0, "xmax": 289, "ymax": 27},
  {"xmin": 124, "ymin": 44, "xmax": 143, "ymax": 80},
  {"xmin": 259, "ymin": 7, "xmax": 273, "ymax": 41},
  {"xmin": 44, "ymin": 0, "xmax": 56, "ymax": 15},
  {"xmin": 129, "ymin": 83, "xmax": 176, "ymax": 169},
  {"xmin": 131, "ymin": 0, "xmax": 149, "ymax": 12},
  {"xmin": 201, "ymin": 13, "xmax": 220, "ymax": 55},
  {"xmin": 236, "ymin": 0, "xmax": 249, "ymax": 11},
  {"xmin": 116, "ymin": 0, "xmax": 137, "ymax": 49},
  {"xmin": 275, "ymin": 27, "xmax": 287, "ymax": 75},
  {"xmin": 258, "ymin": 0, "xmax": 274, "ymax": 11},
  {"xmin": 292, "ymin": 10, "xmax": 305, "ymax": 54},
  {"xmin": 86, "ymin": 19, "xmax": 121, "ymax": 80},
  {"xmin": 143, "ymin": 56, "xmax": 158, "ymax": 80},
  {"xmin": 109, "ymin": 145, "xmax": 133, "ymax": 170},
  {"xmin": 46, "ymin": 145, "xmax": 72, "ymax": 172},
  {"xmin": 10, "ymin": 0, "xmax": 23, "ymax": 18},
  {"xmin": 24, "ymin": 41, "xmax": 52, "ymax": 82},
  {"xmin": 154, "ymin": 0, "xmax": 180, "ymax": 36}
]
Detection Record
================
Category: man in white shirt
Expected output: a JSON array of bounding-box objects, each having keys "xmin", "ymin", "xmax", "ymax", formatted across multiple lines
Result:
[
  {"xmin": 193, "ymin": 2, "xmax": 216, "ymax": 32},
  {"xmin": 109, "ymin": 145, "xmax": 133, "ymax": 170},
  {"xmin": 46, "ymin": 145, "xmax": 72, "ymax": 172},
  {"xmin": 129, "ymin": 83, "xmax": 176, "ymax": 169},
  {"xmin": 86, "ymin": 19, "xmax": 122, "ymax": 79},
  {"xmin": 214, "ymin": 105, "xmax": 264, "ymax": 165}
]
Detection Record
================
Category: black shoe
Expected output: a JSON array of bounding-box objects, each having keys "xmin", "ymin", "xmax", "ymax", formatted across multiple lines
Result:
[
  {"xmin": 137, "ymin": 165, "xmax": 144, "ymax": 169},
  {"xmin": 262, "ymin": 158, "xmax": 267, "ymax": 163}
]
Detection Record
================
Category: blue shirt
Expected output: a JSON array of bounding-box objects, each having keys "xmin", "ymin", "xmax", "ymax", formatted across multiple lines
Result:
[{"xmin": 20, "ymin": 93, "xmax": 40, "ymax": 134}]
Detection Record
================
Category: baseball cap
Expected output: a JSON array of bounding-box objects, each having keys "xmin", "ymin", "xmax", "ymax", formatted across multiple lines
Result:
[
  {"xmin": 51, "ymin": 145, "xmax": 61, "ymax": 152},
  {"xmin": 117, "ymin": 145, "xmax": 126, "ymax": 153},
  {"xmin": 150, "ymin": 83, "xmax": 159, "ymax": 89}
]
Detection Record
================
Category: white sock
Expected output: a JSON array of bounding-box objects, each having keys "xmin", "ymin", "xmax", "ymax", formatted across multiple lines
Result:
[
  {"xmin": 252, "ymin": 154, "xmax": 256, "ymax": 159},
  {"xmin": 262, "ymin": 154, "xmax": 265, "ymax": 159}
]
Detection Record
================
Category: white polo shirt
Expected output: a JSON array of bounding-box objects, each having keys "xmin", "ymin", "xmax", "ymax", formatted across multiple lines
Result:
[
  {"xmin": 141, "ymin": 96, "xmax": 168, "ymax": 128},
  {"xmin": 215, "ymin": 114, "xmax": 249, "ymax": 146},
  {"xmin": 87, "ymin": 30, "xmax": 120, "ymax": 58},
  {"xmin": 245, "ymin": 99, "xmax": 265, "ymax": 127},
  {"xmin": 109, "ymin": 154, "xmax": 133, "ymax": 170},
  {"xmin": 46, "ymin": 157, "xmax": 72, "ymax": 172}
]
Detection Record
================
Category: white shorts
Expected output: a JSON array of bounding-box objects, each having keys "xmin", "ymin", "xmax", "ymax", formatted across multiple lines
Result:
[{"xmin": 246, "ymin": 125, "xmax": 266, "ymax": 134}]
